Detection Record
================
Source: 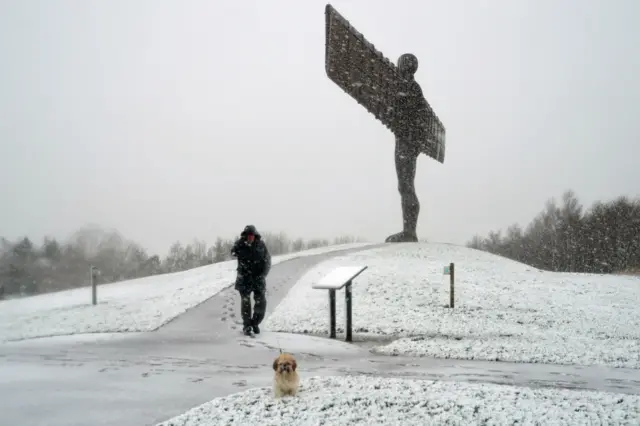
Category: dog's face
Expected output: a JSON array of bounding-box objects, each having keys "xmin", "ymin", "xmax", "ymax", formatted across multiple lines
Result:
[{"xmin": 273, "ymin": 353, "xmax": 297, "ymax": 374}]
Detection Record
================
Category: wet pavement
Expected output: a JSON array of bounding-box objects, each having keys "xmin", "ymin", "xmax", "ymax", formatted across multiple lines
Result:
[{"xmin": 1, "ymin": 245, "xmax": 640, "ymax": 426}]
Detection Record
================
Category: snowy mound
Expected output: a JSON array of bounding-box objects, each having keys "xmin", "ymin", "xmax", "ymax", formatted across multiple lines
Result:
[
  {"xmin": 0, "ymin": 243, "xmax": 374, "ymax": 342},
  {"xmin": 264, "ymin": 243, "xmax": 640, "ymax": 368},
  {"xmin": 156, "ymin": 375, "xmax": 640, "ymax": 426}
]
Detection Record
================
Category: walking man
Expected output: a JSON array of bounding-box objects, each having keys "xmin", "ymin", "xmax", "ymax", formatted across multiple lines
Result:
[{"xmin": 231, "ymin": 225, "xmax": 271, "ymax": 336}]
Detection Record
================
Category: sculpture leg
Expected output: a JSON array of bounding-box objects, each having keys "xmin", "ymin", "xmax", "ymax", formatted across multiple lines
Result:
[{"xmin": 386, "ymin": 137, "xmax": 420, "ymax": 243}]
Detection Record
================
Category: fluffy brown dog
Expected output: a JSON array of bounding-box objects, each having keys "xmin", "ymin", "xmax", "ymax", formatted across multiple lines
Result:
[{"xmin": 272, "ymin": 353, "xmax": 299, "ymax": 398}]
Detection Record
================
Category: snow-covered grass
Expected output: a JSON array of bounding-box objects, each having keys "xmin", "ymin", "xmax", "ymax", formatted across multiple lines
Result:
[
  {"xmin": 0, "ymin": 243, "xmax": 375, "ymax": 342},
  {"xmin": 156, "ymin": 375, "xmax": 640, "ymax": 426},
  {"xmin": 264, "ymin": 243, "xmax": 640, "ymax": 368}
]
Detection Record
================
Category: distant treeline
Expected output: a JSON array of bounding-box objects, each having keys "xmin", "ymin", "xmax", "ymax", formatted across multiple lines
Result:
[
  {"xmin": 467, "ymin": 190, "xmax": 640, "ymax": 274},
  {"xmin": 0, "ymin": 227, "xmax": 364, "ymax": 297}
]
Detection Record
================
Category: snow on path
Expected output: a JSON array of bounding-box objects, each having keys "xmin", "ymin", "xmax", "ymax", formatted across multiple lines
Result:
[
  {"xmin": 264, "ymin": 243, "xmax": 640, "ymax": 368},
  {"xmin": 157, "ymin": 375, "xmax": 640, "ymax": 426},
  {"xmin": 0, "ymin": 243, "xmax": 375, "ymax": 342},
  {"xmin": 236, "ymin": 331, "xmax": 364, "ymax": 356}
]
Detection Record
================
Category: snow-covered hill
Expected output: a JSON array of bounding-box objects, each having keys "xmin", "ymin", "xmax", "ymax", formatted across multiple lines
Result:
[
  {"xmin": 265, "ymin": 243, "xmax": 640, "ymax": 368},
  {"xmin": 0, "ymin": 243, "xmax": 375, "ymax": 342}
]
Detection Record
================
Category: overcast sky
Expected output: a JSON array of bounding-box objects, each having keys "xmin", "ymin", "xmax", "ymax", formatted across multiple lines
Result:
[{"xmin": 1, "ymin": 0, "xmax": 638, "ymax": 255}]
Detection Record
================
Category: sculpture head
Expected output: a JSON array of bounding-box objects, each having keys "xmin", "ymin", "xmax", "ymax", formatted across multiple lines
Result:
[{"xmin": 397, "ymin": 53, "xmax": 419, "ymax": 78}]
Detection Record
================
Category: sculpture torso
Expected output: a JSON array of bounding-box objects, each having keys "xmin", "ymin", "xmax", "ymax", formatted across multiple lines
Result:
[
  {"xmin": 395, "ymin": 78, "xmax": 425, "ymax": 142},
  {"xmin": 393, "ymin": 53, "xmax": 426, "ymax": 143}
]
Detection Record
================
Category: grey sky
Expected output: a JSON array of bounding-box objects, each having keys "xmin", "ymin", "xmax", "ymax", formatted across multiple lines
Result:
[{"xmin": 1, "ymin": 0, "xmax": 639, "ymax": 255}]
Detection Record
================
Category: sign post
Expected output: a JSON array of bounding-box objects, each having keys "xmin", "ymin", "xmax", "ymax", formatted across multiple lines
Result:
[
  {"xmin": 443, "ymin": 263, "xmax": 455, "ymax": 308},
  {"xmin": 91, "ymin": 266, "xmax": 100, "ymax": 305}
]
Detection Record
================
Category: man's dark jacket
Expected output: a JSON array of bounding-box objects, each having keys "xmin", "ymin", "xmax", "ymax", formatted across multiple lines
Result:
[{"xmin": 231, "ymin": 225, "xmax": 271, "ymax": 291}]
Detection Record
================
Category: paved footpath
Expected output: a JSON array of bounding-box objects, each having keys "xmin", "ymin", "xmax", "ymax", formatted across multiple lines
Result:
[{"xmin": 1, "ymin": 246, "xmax": 640, "ymax": 426}]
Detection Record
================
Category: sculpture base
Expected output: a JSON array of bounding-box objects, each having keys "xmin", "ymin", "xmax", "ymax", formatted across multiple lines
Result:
[{"xmin": 385, "ymin": 231, "xmax": 418, "ymax": 243}]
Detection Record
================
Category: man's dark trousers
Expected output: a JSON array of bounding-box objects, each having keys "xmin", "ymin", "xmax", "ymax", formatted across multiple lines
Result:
[{"xmin": 238, "ymin": 278, "xmax": 267, "ymax": 328}]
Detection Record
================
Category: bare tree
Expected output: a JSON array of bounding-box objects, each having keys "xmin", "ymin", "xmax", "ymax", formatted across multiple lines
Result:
[{"xmin": 468, "ymin": 190, "xmax": 640, "ymax": 274}]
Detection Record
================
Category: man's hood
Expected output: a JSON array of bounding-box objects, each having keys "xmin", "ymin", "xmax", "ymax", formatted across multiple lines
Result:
[{"xmin": 241, "ymin": 224, "xmax": 261, "ymax": 239}]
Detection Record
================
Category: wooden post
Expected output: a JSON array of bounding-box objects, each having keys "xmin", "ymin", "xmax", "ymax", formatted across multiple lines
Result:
[
  {"xmin": 329, "ymin": 289, "xmax": 337, "ymax": 338},
  {"xmin": 449, "ymin": 262, "xmax": 455, "ymax": 308},
  {"xmin": 345, "ymin": 280, "xmax": 353, "ymax": 342},
  {"xmin": 91, "ymin": 266, "xmax": 97, "ymax": 306}
]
